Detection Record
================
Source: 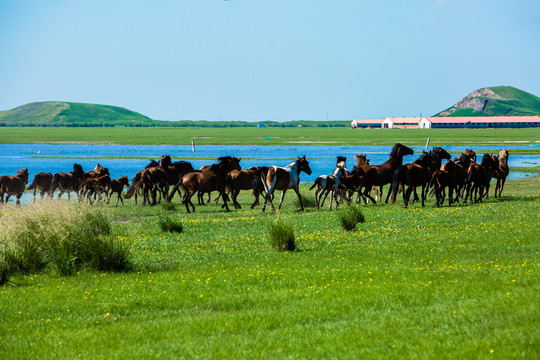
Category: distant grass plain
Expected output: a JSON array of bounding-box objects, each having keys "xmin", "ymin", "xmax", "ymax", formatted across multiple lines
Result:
[{"xmin": 2, "ymin": 127, "xmax": 540, "ymax": 147}]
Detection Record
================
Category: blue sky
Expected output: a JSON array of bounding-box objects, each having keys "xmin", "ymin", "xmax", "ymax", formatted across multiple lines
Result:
[{"xmin": 1, "ymin": 0, "xmax": 539, "ymax": 121}]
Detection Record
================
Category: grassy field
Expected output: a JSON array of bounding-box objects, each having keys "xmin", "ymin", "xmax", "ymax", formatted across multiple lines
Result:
[
  {"xmin": 1, "ymin": 175, "xmax": 539, "ymax": 359},
  {"xmin": 1, "ymin": 126, "xmax": 540, "ymax": 146}
]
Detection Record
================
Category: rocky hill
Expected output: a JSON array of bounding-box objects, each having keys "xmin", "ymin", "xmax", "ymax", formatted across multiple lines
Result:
[{"xmin": 435, "ymin": 86, "xmax": 540, "ymax": 117}]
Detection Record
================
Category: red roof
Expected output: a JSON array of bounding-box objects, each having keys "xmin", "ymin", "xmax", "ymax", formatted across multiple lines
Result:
[
  {"xmin": 352, "ymin": 119, "xmax": 383, "ymax": 124},
  {"xmin": 426, "ymin": 116, "xmax": 540, "ymax": 124}
]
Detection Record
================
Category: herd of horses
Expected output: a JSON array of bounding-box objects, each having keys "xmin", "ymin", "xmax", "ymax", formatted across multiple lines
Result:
[{"xmin": 0, "ymin": 144, "xmax": 510, "ymax": 212}]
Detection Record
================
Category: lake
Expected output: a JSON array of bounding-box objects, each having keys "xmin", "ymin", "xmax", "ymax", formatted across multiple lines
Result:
[{"xmin": 0, "ymin": 144, "xmax": 538, "ymax": 201}]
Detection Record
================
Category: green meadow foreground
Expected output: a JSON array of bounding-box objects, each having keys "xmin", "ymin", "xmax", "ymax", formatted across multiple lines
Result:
[
  {"xmin": 2, "ymin": 126, "xmax": 540, "ymax": 146},
  {"xmin": 0, "ymin": 176, "xmax": 539, "ymax": 359}
]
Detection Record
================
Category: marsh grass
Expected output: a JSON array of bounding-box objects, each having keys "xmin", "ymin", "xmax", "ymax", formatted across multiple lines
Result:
[
  {"xmin": 161, "ymin": 202, "xmax": 176, "ymax": 211},
  {"xmin": 0, "ymin": 201, "xmax": 131, "ymax": 281},
  {"xmin": 294, "ymin": 189, "xmax": 317, "ymax": 209},
  {"xmin": 337, "ymin": 204, "xmax": 366, "ymax": 231},
  {"xmin": 158, "ymin": 216, "xmax": 183, "ymax": 233},
  {"xmin": 268, "ymin": 218, "xmax": 296, "ymax": 251}
]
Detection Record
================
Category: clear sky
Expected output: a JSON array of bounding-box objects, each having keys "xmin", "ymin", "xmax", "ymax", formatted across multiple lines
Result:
[{"xmin": 1, "ymin": 0, "xmax": 539, "ymax": 121}]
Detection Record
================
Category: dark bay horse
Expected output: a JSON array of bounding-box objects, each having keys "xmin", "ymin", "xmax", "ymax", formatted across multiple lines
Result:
[
  {"xmin": 226, "ymin": 166, "xmax": 268, "ymax": 209},
  {"xmin": 179, "ymin": 156, "xmax": 241, "ymax": 213},
  {"xmin": 0, "ymin": 168, "xmax": 29, "ymax": 204},
  {"xmin": 49, "ymin": 164, "xmax": 85, "ymax": 200},
  {"xmin": 463, "ymin": 154, "xmax": 497, "ymax": 204},
  {"xmin": 357, "ymin": 143, "xmax": 414, "ymax": 204},
  {"xmin": 107, "ymin": 176, "xmax": 130, "ymax": 206},
  {"xmin": 160, "ymin": 155, "xmax": 194, "ymax": 201},
  {"xmin": 125, "ymin": 160, "xmax": 160, "ymax": 204},
  {"xmin": 27, "ymin": 172, "xmax": 53, "ymax": 201},
  {"xmin": 261, "ymin": 156, "xmax": 312, "ymax": 212},
  {"xmin": 391, "ymin": 152, "xmax": 433, "ymax": 207}
]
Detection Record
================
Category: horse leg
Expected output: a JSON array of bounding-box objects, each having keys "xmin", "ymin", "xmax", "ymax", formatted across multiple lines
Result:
[
  {"xmin": 293, "ymin": 187, "xmax": 304, "ymax": 211},
  {"xmin": 320, "ymin": 189, "xmax": 330, "ymax": 208},
  {"xmin": 499, "ymin": 178, "xmax": 506, "ymax": 197},
  {"xmin": 364, "ymin": 188, "xmax": 377, "ymax": 204},
  {"xmin": 402, "ymin": 187, "xmax": 411, "ymax": 208},
  {"xmin": 385, "ymin": 185, "xmax": 394, "ymax": 204},
  {"xmin": 421, "ymin": 185, "xmax": 426, "ymax": 207},
  {"xmin": 262, "ymin": 186, "xmax": 276, "ymax": 212},
  {"xmin": 220, "ymin": 191, "xmax": 230, "ymax": 212},
  {"xmin": 277, "ymin": 189, "xmax": 288, "ymax": 210}
]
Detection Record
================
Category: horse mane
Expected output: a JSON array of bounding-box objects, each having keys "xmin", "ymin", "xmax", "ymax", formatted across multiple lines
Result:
[
  {"xmin": 389, "ymin": 143, "xmax": 403, "ymax": 159},
  {"xmin": 145, "ymin": 160, "xmax": 159, "ymax": 169},
  {"xmin": 73, "ymin": 164, "xmax": 83, "ymax": 173},
  {"xmin": 416, "ymin": 151, "xmax": 431, "ymax": 165}
]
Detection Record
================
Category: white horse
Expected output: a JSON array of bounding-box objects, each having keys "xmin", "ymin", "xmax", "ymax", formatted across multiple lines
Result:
[{"xmin": 261, "ymin": 156, "xmax": 312, "ymax": 212}]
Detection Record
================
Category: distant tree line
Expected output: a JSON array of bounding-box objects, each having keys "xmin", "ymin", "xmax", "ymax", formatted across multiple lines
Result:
[{"xmin": 0, "ymin": 120, "xmax": 351, "ymax": 128}]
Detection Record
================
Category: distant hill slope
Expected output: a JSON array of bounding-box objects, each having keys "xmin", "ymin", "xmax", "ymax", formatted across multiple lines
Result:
[
  {"xmin": 435, "ymin": 86, "xmax": 540, "ymax": 117},
  {"xmin": 0, "ymin": 101, "xmax": 156, "ymax": 126}
]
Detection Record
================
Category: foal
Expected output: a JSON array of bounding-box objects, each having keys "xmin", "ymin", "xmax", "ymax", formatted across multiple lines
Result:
[{"xmin": 0, "ymin": 168, "xmax": 29, "ymax": 205}]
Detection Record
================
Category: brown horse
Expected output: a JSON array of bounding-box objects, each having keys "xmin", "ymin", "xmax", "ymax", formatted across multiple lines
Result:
[
  {"xmin": 141, "ymin": 167, "xmax": 169, "ymax": 206},
  {"xmin": 357, "ymin": 143, "xmax": 414, "ymax": 204},
  {"xmin": 226, "ymin": 166, "xmax": 267, "ymax": 209},
  {"xmin": 107, "ymin": 176, "xmax": 130, "ymax": 206},
  {"xmin": 261, "ymin": 156, "xmax": 312, "ymax": 212},
  {"xmin": 463, "ymin": 154, "xmax": 497, "ymax": 204},
  {"xmin": 49, "ymin": 164, "xmax": 85, "ymax": 200},
  {"xmin": 390, "ymin": 152, "xmax": 433, "ymax": 207},
  {"xmin": 125, "ymin": 160, "xmax": 160, "ymax": 204},
  {"xmin": 0, "ymin": 169, "xmax": 29, "ymax": 204},
  {"xmin": 27, "ymin": 172, "xmax": 53, "ymax": 201},
  {"xmin": 492, "ymin": 149, "xmax": 510, "ymax": 198},
  {"xmin": 179, "ymin": 156, "xmax": 241, "ymax": 213},
  {"xmin": 429, "ymin": 160, "xmax": 456, "ymax": 206},
  {"xmin": 160, "ymin": 155, "xmax": 194, "ymax": 201},
  {"xmin": 79, "ymin": 175, "xmax": 112, "ymax": 204}
]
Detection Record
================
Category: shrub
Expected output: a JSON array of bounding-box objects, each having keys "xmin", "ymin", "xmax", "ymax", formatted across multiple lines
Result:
[
  {"xmin": 0, "ymin": 200, "xmax": 131, "ymax": 282},
  {"xmin": 159, "ymin": 216, "xmax": 183, "ymax": 233},
  {"xmin": 337, "ymin": 205, "xmax": 366, "ymax": 231},
  {"xmin": 161, "ymin": 202, "xmax": 176, "ymax": 211},
  {"xmin": 294, "ymin": 189, "xmax": 317, "ymax": 209},
  {"xmin": 268, "ymin": 218, "xmax": 296, "ymax": 251}
]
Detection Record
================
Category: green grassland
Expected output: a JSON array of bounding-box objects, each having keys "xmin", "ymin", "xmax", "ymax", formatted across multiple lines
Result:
[
  {"xmin": 0, "ymin": 102, "xmax": 155, "ymax": 127},
  {"xmin": 1, "ymin": 176, "xmax": 539, "ymax": 359},
  {"xmin": 2, "ymin": 126, "xmax": 540, "ymax": 146}
]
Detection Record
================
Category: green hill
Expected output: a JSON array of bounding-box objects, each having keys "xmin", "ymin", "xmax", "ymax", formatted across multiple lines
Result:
[
  {"xmin": 0, "ymin": 101, "xmax": 157, "ymax": 127},
  {"xmin": 435, "ymin": 86, "xmax": 540, "ymax": 117}
]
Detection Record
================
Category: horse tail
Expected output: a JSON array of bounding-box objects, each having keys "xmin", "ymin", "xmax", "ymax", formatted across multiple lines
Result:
[
  {"xmin": 124, "ymin": 178, "xmax": 141, "ymax": 199},
  {"xmin": 167, "ymin": 180, "xmax": 183, "ymax": 202},
  {"xmin": 261, "ymin": 170, "xmax": 269, "ymax": 193},
  {"xmin": 428, "ymin": 172, "xmax": 439, "ymax": 197},
  {"xmin": 27, "ymin": 176, "xmax": 38, "ymax": 190},
  {"xmin": 390, "ymin": 166, "xmax": 405, "ymax": 204},
  {"xmin": 49, "ymin": 174, "xmax": 60, "ymax": 195},
  {"xmin": 309, "ymin": 177, "xmax": 320, "ymax": 191},
  {"xmin": 225, "ymin": 173, "xmax": 233, "ymax": 195}
]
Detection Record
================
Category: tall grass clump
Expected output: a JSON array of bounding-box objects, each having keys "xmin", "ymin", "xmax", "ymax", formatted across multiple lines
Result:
[
  {"xmin": 337, "ymin": 204, "xmax": 366, "ymax": 231},
  {"xmin": 161, "ymin": 201, "xmax": 176, "ymax": 211},
  {"xmin": 0, "ymin": 201, "xmax": 131, "ymax": 282},
  {"xmin": 294, "ymin": 189, "xmax": 317, "ymax": 209},
  {"xmin": 158, "ymin": 216, "xmax": 183, "ymax": 233},
  {"xmin": 268, "ymin": 218, "xmax": 296, "ymax": 251}
]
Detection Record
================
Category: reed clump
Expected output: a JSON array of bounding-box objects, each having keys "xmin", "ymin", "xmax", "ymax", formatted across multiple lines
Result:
[
  {"xmin": 0, "ymin": 200, "xmax": 131, "ymax": 284},
  {"xmin": 337, "ymin": 204, "xmax": 366, "ymax": 231},
  {"xmin": 268, "ymin": 218, "xmax": 296, "ymax": 252},
  {"xmin": 158, "ymin": 216, "xmax": 183, "ymax": 233}
]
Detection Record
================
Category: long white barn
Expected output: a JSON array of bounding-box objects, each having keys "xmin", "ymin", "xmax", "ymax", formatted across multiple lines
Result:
[{"xmin": 351, "ymin": 116, "xmax": 540, "ymax": 129}]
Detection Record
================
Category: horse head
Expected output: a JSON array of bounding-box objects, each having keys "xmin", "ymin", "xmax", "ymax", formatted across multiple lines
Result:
[
  {"xmin": 94, "ymin": 163, "xmax": 103, "ymax": 172},
  {"xmin": 354, "ymin": 154, "xmax": 368, "ymax": 166},
  {"xmin": 73, "ymin": 163, "xmax": 84, "ymax": 175},
  {"xmin": 390, "ymin": 143, "xmax": 414, "ymax": 159},
  {"xmin": 432, "ymin": 147, "xmax": 451, "ymax": 161},
  {"xmin": 218, "ymin": 156, "xmax": 241, "ymax": 172},
  {"xmin": 119, "ymin": 176, "xmax": 129, "ymax": 187},
  {"xmin": 480, "ymin": 154, "xmax": 496, "ymax": 169},
  {"xmin": 499, "ymin": 148, "xmax": 509, "ymax": 159},
  {"xmin": 297, "ymin": 156, "xmax": 312, "ymax": 175},
  {"xmin": 18, "ymin": 168, "xmax": 29, "ymax": 183},
  {"xmin": 336, "ymin": 156, "xmax": 347, "ymax": 168},
  {"xmin": 160, "ymin": 155, "xmax": 172, "ymax": 167},
  {"xmin": 465, "ymin": 148, "xmax": 477, "ymax": 162},
  {"xmin": 146, "ymin": 160, "xmax": 160, "ymax": 169}
]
